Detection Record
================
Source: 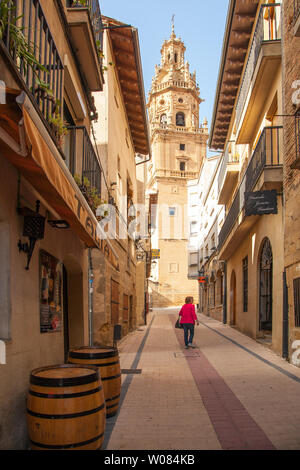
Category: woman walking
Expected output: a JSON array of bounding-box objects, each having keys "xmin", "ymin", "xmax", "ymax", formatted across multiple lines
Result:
[{"xmin": 179, "ymin": 297, "xmax": 199, "ymax": 349}]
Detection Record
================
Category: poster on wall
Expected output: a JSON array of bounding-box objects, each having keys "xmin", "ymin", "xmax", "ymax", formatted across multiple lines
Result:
[{"xmin": 39, "ymin": 250, "xmax": 62, "ymax": 333}]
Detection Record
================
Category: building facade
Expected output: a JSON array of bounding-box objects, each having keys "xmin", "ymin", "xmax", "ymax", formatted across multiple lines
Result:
[
  {"xmin": 209, "ymin": 0, "xmax": 285, "ymax": 355},
  {"xmin": 187, "ymin": 155, "xmax": 225, "ymax": 322},
  {"xmin": 92, "ymin": 16, "xmax": 150, "ymax": 345},
  {"xmin": 147, "ymin": 25, "xmax": 208, "ymax": 307},
  {"xmin": 282, "ymin": 0, "xmax": 300, "ymax": 363},
  {"xmin": 0, "ymin": 0, "xmax": 114, "ymax": 448}
]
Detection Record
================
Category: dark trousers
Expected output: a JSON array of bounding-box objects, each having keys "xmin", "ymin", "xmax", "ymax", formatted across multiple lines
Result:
[{"xmin": 182, "ymin": 323, "xmax": 194, "ymax": 346}]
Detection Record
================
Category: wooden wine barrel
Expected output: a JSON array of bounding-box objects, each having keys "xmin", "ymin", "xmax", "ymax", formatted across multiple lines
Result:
[
  {"xmin": 69, "ymin": 347, "xmax": 121, "ymax": 418},
  {"xmin": 27, "ymin": 364, "xmax": 106, "ymax": 450}
]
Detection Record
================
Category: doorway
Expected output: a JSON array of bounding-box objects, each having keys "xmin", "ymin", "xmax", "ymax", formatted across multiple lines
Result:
[
  {"xmin": 63, "ymin": 256, "xmax": 84, "ymax": 359},
  {"xmin": 259, "ymin": 238, "xmax": 273, "ymax": 332},
  {"xmin": 230, "ymin": 270, "xmax": 236, "ymax": 325}
]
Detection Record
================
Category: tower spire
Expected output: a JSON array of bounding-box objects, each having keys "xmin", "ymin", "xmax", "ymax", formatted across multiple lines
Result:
[{"xmin": 171, "ymin": 14, "xmax": 175, "ymax": 38}]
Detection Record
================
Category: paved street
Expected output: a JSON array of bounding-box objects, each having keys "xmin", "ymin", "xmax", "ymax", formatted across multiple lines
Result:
[{"xmin": 103, "ymin": 308, "xmax": 300, "ymax": 451}]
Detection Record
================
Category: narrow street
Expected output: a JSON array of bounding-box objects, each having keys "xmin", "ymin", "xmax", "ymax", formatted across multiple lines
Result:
[{"xmin": 103, "ymin": 308, "xmax": 300, "ymax": 451}]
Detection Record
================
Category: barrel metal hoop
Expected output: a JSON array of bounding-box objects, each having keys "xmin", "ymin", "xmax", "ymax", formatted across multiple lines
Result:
[
  {"xmin": 29, "ymin": 432, "xmax": 104, "ymax": 450},
  {"xmin": 27, "ymin": 403, "xmax": 105, "ymax": 420},
  {"xmin": 101, "ymin": 374, "xmax": 121, "ymax": 381},
  {"xmin": 30, "ymin": 372, "xmax": 99, "ymax": 387},
  {"xmin": 105, "ymin": 393, "xmax": 121, "ymax": 403},
  {"xmin": 29, "ymin": 386, "xmax": 103, "ymax": 399},
  {"xmin": 69, "ymin": 351, "xmax": 118, "ymax": 359}
]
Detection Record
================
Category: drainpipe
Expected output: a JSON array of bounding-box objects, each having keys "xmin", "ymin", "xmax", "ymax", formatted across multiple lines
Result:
[
  {"xmin": 282, "ymin": 270, "xmax": 289, "ymax": 360},
  {"xmin": 88, "ymin": 248, "xmax": 94, "ymax": 347},
  {"xmin": 223, "ymin": 261, "xmax": 227, "ymax": 324}
]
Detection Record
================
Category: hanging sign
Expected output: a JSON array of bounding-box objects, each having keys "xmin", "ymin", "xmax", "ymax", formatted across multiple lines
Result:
[{"xmin": 244, "ymin": 190, "xmax": 278, "ymax": 216}]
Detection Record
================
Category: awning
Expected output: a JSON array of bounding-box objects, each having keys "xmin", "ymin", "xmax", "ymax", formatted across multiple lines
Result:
[{"xmin": 0, "ymin": 88, "xmax": 119, "ymax": 270}]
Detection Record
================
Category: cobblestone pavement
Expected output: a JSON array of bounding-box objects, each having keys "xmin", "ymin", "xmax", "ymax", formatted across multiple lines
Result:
[{"xmin": 102, "ymin": 308, "xmax": 300, "ymax": 451}]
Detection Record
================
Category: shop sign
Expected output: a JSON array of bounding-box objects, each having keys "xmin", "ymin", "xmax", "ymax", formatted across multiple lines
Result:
[
  {"xmin": 40, "ymin": 250, "xmax": 62, "ymax": 333},
  {"xmin": 151, "ymin": 249, "xmax": 160, "ymax": 259},
  {"xmin": 244, "ymin": 190, "xmax": 278, "ymax": 216}
]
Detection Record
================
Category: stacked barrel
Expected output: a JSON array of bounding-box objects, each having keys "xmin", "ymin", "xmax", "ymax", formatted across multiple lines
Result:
[{"xmin": 27, "ymin": 346, "xmax": 121, "ymax": 450}]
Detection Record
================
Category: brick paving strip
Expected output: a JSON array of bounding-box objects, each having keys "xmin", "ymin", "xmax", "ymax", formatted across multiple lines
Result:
[{"xmin": 171, "ymin": 315, "xmax": 276, "ymax": 450}]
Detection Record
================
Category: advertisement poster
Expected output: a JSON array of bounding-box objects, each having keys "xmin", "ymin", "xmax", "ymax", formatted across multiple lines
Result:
[{"xmin": 39, "ymin": 250, "xmax": 62, "ymax": 333}]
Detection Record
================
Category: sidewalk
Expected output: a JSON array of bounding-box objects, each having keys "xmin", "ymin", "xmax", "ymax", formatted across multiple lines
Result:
[{"xmin": 102, "ymin": 309, "xmax": 300, "ymax": 450}]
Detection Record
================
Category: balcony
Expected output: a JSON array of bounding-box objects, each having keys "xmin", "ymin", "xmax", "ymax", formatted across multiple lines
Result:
[
  {"xmin": 66, "ymin": 0, "xmax": 103, "ymax": 91},
  {"xmin": 65, "ymin": 126, "xmax": 102, "ymax": 212},
  {"xmin": 0, "ymin": 0, "xmax": 64, "ymax": 131},
  {"xmin": 294, "ymin": 0, "xmax": 300, "ymax": 36},
  {"xmin": 155, "ymin": 169, "xmax": 199, "ymax": 180},
  {"xmin": 218, "ymin": 148, "xmax": 240, "ymax": 205},
  {"xmin": 235, "ymin": 4, "xmax": 282, "ymax": 144},
  {"xmin": 218, "ymin": 127, "xmax": 283, "ymax": 259}
]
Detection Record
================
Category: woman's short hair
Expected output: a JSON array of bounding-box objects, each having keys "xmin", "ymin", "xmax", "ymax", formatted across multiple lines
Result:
[{"xmin": 185, "ymin": 296, "xmax": 193, "ymax": 304}]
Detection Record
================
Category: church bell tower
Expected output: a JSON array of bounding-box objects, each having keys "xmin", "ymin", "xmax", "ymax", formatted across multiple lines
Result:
[{"xmin": 147, "ymin": 24, "xmax": 208, "ymax": 307}]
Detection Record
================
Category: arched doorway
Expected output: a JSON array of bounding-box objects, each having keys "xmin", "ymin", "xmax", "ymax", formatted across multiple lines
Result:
[
  {"xmin": 63, "ymin": 255, "xmax": 84, "ymax": 360},
  {"xmin": 259, "ymin": 238, "xmax": 273, "ymax": 332},
  {"xmin": 230, "ymin": 270, "xmax": 236, "ymax": 325}
]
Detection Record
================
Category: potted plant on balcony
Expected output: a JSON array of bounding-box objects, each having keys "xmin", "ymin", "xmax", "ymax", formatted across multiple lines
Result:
[
  {"xmin": 33, "ymin": 78, "xmax": 59, "ymax": 115},
  {"xmin": 48, "ymin": 111, "xmax": 68, "ymax": 149}
]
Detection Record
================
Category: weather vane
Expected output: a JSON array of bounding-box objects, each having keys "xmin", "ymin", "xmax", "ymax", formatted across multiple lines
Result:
[{"xmin": 171, "ymin": 14, "xmax": 175, "ymax": 31}]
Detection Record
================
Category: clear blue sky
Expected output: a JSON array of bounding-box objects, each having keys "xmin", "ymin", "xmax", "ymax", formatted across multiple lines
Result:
[{"xmin": 100, "ymin": 0, "xmax": 229, "ymax": 150}]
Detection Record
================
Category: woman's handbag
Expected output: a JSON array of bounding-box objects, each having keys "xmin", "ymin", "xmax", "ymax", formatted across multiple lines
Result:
[{"xmin": 175, "ymin": 318, "xmax": 183, "ymax": 329}]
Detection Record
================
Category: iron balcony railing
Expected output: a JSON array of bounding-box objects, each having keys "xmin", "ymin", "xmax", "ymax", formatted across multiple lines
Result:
[
  {"xmin": 66, "ymin": 126, "xmax": 102, "ymax": 197},
  {"xmin": 66, "ymin": 0, "xmax": 103, "ymax": 53},
  {"xmin": 218, "ymin": 147, "xmax": 239, "ymax": 194},
  {"xmin": 235, "ymin": 3, "xmax": 281, "ymax": 129},
  {"xmin": 295, "ymin": 0, "xmax": 300, "ymax": 23},
  {"xmin": 218, "ymin": 126, "xmax": 283, "ymax": 250},
  {"xmin": 0, "ymin": 0, "xmax": 64, "ymax": 124}
]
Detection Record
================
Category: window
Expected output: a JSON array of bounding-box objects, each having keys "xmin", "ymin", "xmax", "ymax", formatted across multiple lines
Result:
[
  {"xmin": 293, "ymin": 277, "xmax": 300, "ymax": 327},
  {"xmin": 169, "ymin": 207, "xmax": 176, "ymax": 216},
  {"xmin": 180, "ymin": 161, "xmax": 186, "ymax": 171},
  {"xmin": 180, "ymin": 143, "xmax": 185, "ymax": 151},
  {"xmin": 243, "ymin": 256, "xmax": 248, "ymax": 312},
  {"xmin": 190, "ymin": 221, "xmax": 197, "ymax": 235},
  {"xmin": 169, "ymin": 263, "xmax": 179, "ymax": 273},
  {"xmin": 176, "ymin": 112, "xmax": 185, "ymax": 127}
]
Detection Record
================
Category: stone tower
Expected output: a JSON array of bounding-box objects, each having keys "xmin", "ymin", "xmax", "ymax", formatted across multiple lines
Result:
[{"xmin": 147, "ymin": 25, "xmax": 208, "ymax": 307}]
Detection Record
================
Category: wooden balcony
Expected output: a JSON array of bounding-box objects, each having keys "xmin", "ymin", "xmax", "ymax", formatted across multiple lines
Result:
[
  {"xmin": 236, "ymin": 4, "xmax": 282, "ymax": 144},
  {"xmin": 66, "ymin": 0, "xmax": 104, "ymax": 91}
]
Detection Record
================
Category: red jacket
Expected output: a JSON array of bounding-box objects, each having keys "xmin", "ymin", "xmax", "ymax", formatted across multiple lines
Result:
[{"xmin": 179, "ymin": 303, "xmax": 197, "ymax": 324}]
